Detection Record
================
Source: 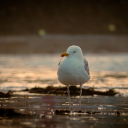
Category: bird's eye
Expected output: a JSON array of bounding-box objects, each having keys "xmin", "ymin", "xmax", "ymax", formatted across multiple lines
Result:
[{"xmin": 74, "ymin": 51, "xmax": 76, "ymax": 53}]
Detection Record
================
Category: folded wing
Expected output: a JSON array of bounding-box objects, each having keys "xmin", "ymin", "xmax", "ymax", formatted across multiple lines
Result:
[{"xmin": 84, "ymin": 58, "xmax": 90, "ymax": 75}]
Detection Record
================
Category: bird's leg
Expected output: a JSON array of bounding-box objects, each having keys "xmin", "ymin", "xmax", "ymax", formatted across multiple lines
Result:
[
  {"xmin": 67, "ymin": 85, "xmax": 71, "ymax": 110},
  {"xmin": 79, "ymin": 84, "xmax": 83, "ymax": 110}
]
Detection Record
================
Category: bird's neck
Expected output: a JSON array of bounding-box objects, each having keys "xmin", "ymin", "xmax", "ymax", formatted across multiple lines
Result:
[{"xmin": 68, "ymin": 55, "xmax": 83, "ymax": 61}]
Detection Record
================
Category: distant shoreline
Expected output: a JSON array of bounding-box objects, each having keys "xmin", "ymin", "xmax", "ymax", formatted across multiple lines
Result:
[{"xmin": 0, "ymin": 35, "xmax": 128, "ymax": 54}]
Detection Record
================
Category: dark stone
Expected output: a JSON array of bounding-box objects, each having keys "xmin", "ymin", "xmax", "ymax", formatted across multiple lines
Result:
[
  {"xmin": 116, "ymin": 111, "xmax": 120, "ymax": 116},
  {"xmin": 77, "ymin": 110, "xmax": 84, "ymax": 113},
  {"xmin": 0, "ymin": 108, "xmax": 33, "ymax": 118},
  {"xmin": 0, "ymin": 91, "xmax": 12, "ymax": 98},
  {"xmin": 0, "ymin": 108, "xmax": 20, "ymax": 117},
  {"xmin": 86, "ymin": 111, "xmax": 91, "ymax": 114},
  {"xmin": 54, "ymin": 110, "xmax": 70, "ymax": 115}
]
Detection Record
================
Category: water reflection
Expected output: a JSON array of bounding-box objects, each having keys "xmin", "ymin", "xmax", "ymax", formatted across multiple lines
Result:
[
  {"xmin": 0, "ymin": 95, "xmax": 128, "ymax": 128},
  {"xmin": 0, "ymin": 54, "xmax": 128, "ymax": 96}
]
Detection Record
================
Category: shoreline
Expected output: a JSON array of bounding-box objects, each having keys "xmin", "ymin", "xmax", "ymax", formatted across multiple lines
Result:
[{"xmin": 0, "ymin": 35, "xmax": 128, "ymax": 54}]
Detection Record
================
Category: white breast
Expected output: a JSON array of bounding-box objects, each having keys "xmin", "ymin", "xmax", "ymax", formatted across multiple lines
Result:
[{"xmin": 58, "ymin": 57, "xmax": 90, "ymax": 85}]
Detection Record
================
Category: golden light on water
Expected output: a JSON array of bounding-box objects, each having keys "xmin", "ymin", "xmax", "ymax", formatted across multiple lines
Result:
[{"xmin": 0, "ymin": 54, "xmax": 128, "ymax": 96}]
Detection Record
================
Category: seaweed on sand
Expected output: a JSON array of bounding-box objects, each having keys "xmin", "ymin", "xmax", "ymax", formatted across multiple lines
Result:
[
  {"xmin": 0, "ymin": 108, "xmax": 33, "ymax": 118},
  {"xmin": 0, "ymin": 91, "xmax": 12, "ymax": 98},
  {"xmin": 27, "ymin": 86, "xmax": 118, "ymax": 96}
]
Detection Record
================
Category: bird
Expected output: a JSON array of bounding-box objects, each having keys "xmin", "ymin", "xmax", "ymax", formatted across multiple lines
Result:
[{"xmin": 57, "ymin": 45, "xmax": 90, "ymax": 110}]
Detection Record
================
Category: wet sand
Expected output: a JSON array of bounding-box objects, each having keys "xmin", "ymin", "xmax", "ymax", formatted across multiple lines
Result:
[{"xmin": 0, "ymin": 93, "xmax": 128, "ymax": 128}]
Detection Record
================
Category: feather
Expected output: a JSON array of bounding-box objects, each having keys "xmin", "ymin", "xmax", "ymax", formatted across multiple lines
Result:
[{"xmin": 84, "ymin": 58, "xmax": 90, "ymax": 75}]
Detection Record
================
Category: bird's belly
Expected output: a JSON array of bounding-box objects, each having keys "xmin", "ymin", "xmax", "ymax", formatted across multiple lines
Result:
[
  {"xmin": 58, "ymin": 62, "xmax": 90, "ymax": 85},
  {"xmin": 58, "ymin": 73, "xmax": 86, "ymax": 85}
]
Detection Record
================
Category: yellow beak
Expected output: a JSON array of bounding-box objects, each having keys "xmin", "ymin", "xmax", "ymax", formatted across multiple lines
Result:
[{"xmin": 61, "ymin": 52, "xmax": 70, "ymax": 57}]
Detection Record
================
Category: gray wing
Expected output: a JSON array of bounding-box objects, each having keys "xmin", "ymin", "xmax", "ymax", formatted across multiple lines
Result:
[
  {"xmin": 58, "ymin": 58, "xmax": 63, "ymax": 66},
  {"xmin": 84, "ymin": 58, "xmax": 90, "ymax": 75}
]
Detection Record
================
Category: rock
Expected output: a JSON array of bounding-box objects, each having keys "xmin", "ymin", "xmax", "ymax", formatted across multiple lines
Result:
[
  {"xmin": 0, "ymin": 91, "xmax": 12, "ymax": 98},
  {"xmin": 54, "ymin": 110, "xmax": 70, "ymax": 115}
]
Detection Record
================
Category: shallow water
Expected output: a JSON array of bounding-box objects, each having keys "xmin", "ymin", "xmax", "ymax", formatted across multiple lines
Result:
[
  {"xmin": 0, "ymin": 53, "xmax": 128, "ymax": 127},
  {"xmin": 0, "ymin": 53, "xmax": 128, "ymax": 96},
  {"xmin": 0, "ymin": 94, "xmax": 128, "ymax": 128}
]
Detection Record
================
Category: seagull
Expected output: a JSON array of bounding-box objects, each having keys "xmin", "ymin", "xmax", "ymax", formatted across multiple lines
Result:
[{"xmin": 57, "ymin": 45, "xmax": 90, "ymax": 110}]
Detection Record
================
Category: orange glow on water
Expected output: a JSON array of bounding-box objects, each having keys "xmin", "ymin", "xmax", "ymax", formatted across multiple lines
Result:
[{"xmin": 0, "ymin": 54, "xmax": 128, "ymax": 96}]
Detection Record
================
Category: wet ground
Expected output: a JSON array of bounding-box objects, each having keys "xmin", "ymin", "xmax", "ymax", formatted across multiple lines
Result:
[
  {"xmin": 0, "ymin": 94, "xmax": 128, "ymax": 128},
  {"xmin": 0, "ymin": 53, "xmax": 128, "ymax": 127}
]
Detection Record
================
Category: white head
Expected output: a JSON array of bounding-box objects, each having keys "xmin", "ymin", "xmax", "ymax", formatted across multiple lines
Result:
[{"xmin": 61, "ymin": 45, "xmax": 83, "ymax": 60}]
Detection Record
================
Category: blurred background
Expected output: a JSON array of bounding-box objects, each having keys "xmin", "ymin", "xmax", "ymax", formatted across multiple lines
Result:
[
  {"xmin": 0, "ymin": 0, "xmax": 128, "ymax": 53},
  {"xmin": 0, "ymin": 0, "xmax": 128, "ymax": 96}
]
